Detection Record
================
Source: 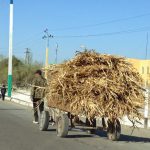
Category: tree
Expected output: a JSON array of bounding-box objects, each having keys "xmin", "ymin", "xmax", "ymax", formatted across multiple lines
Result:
[{"xmin": 0, "ymin": 56, "xmax": 43, "ymax": 88}]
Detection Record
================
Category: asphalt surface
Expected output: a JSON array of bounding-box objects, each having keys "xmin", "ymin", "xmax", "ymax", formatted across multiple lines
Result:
[{"xmin": 0, "ymin": 101, "xmax": 150, "ymax": 150}]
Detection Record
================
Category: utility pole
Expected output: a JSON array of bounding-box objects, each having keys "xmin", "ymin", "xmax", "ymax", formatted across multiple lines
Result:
[
  {"xmin": 42, "ymin": 29, "xmax": 53, "ymax": 78},
  {"xmin": 55, "ymin": 43, "xmax": 58, "ymax": 64},
  {"xmin": 25, "ymin": 48, "xmax": 31, "ymax": 65},
  {"xmin": 8, "ymin": 0, "xmax": 14, "ymax": 97},
  {"xmin": 144, "ymin": 32, "xmax": 149, "ymax": 128}
]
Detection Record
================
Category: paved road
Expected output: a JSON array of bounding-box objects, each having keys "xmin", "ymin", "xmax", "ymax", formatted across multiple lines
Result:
[{"xmin": 0, "ymin": 101, "xmax": 150, "ymax": 150}]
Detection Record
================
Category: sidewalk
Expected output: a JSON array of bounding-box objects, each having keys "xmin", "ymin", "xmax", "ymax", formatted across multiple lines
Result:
[
  {"xmin": 6, "ymin": 89, "xmax": 32, "ymax": 107},
  {"xmin": 6, "ymin": 89, "xmax": 150, "ymax": 129}
]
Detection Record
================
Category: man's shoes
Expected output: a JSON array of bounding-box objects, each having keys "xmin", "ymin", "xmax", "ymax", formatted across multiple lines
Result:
[{"xmin": 33, "ymin": 121, "xmax": 39, "ymax": 124}]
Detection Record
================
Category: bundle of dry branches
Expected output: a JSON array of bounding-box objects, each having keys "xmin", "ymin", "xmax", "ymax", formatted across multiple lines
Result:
[{"xmin": 46, "ymin": 50, "xmax": 144, "ymax": 121}]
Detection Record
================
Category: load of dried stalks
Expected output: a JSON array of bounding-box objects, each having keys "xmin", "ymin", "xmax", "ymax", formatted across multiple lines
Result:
[{"xmin": 45, "ymin": 51, "xmax": 144, "ymax": 121}]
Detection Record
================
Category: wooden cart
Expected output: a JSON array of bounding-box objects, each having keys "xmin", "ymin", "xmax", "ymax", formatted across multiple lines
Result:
[{"xmin": 38, "ymin": 102, "xmax": 121, "ymax": 141}]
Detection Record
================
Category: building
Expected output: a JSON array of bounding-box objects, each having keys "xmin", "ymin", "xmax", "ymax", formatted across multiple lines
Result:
[{"xmin": 127, "ymin": 58, "xmax": 150, "ymax": 87}]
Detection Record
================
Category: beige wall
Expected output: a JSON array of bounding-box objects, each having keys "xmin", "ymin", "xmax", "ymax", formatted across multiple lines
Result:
[{"xmin": 127, "ymin": 58, "xmax": 150, "ymax": 86}]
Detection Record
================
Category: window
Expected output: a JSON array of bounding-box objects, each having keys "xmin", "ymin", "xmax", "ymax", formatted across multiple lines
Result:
[
  {"xmin": 142, "ymin": 66, "xmax": 144, "ymax": 74},
  {"xmin": 147, "ymin": 67, "xmax": 149, "ymax": 74}
]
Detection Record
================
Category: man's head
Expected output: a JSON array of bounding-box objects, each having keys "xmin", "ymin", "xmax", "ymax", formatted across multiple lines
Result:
[{"xmin": 34, "ymin": 70, "xmax": 42, "ymax": 77}]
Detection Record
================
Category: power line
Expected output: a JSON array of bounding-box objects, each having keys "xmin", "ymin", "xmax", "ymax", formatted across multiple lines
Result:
[
  {"xmin": 54, "ymin": 26, "xmax": 150, "ymax": 38},
  {"xmin": 49, "ymin": 12, "xmax": 150, "ymax": 31},
  {"xmin": 14, "ymin": 37, "xmax": 42, "ymax": 49},
  {"xmin": 1, "ymin": 33, "xmax": 43, "ymax": 50},
  {"xmin": 1, "ymin": 12, "xmax": 150, "ymax": 51},
  {"xmin": 14, "ymin": 32, "xmax": 43, "ymax": 48},
  {"xmin": 2, "ymin": 12, "xmax": 150, "ymax": 49}
]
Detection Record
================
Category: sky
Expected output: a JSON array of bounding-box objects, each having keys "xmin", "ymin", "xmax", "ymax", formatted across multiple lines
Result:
[{"xmin": 0, "ymin": 0, "xmax": 150, "ymax": 63}]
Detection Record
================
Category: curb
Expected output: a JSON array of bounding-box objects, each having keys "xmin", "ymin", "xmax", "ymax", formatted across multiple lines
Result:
[{"xmin": 6, "ymin": 97, "xmax": 33, "ymax": 107}]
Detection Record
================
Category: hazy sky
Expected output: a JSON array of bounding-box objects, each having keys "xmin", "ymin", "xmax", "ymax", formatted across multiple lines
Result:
[{"xmin": 0, "ymin": 0, "xmax": 150, "ymax": 63}]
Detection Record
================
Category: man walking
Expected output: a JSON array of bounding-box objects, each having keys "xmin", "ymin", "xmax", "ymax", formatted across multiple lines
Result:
[
  {"xmin": 31, "ymin": 70, "xmax": 47, "ymax": 124},
  {"xmin": 1, "ymin": 84, "xmax": 7, "ymax": 101}
]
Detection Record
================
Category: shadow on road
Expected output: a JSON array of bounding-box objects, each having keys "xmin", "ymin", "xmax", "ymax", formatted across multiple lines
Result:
[
  {"xmin": 120, "ymin": 134, "xmax": 150, "ymax": 143},
  {"xmin": 66, "ymin": 134, "xmax": 94, "ymax": 138},
  {"xmin": 95, "ymin": 130, "xmax": 150, "ymax": 143},
  {"xmin": 47, "ymin": 129, "xmax": 56, "ymax": 132},
  {"xmin": 44, "ymin": 126, "xmax": 150, "ymax": 142},
  {"xmin": 46, "ymin": 128, "xmax": 93, "ymax": 138}
]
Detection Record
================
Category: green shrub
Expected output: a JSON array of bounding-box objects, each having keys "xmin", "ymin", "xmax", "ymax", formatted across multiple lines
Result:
[{"xmin": 0, "ymin": 56, "xmax": 42, "ymax": 87}]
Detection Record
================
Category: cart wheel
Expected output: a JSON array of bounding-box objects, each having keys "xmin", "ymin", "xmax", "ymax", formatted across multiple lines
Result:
[
  {"xmin": 56, "ymin": 114, "xmax": 69, "ymax": 137},
  {"xmin": 107, "ymin": 119, "xmax": 121, "ymax": 141},
  {"xmin": 39, "ymin": 111, "xmax": 49, "ymax": 131}
]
